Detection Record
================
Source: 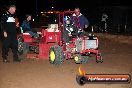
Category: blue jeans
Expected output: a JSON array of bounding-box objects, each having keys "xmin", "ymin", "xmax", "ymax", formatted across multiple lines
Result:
[{"xmin": 26, "ymin": 31, "xmax": 39, "ymax": 38}]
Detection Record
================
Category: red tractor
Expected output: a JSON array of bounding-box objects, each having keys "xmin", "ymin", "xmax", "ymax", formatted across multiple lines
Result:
[{"xmin": 17, "ymin": 10, "xmax": 103, "ymax": 65}]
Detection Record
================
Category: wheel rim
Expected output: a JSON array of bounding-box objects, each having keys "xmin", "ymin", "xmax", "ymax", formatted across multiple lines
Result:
[
  {"xmin": 18, "ymin": 36, "xmax": 24, "ymax": 52},
  {"xmin": 18, "ymin": 43, "xmax": 23, "ymax": 50},
  {"xmin": 50, "ymin": 51, "xmax": 55, "ymax": 62},
  {"xmin": 18, "ymin": 42, "xmax": 24, "ymax": 53},
  {"xmin": 74, "ymin": 56, "xmax": 79, "ymax": 62}
]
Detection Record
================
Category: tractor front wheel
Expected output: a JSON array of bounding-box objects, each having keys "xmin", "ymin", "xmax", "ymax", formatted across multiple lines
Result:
[{"xmin": 74, "ymin": 54, "xmax": 88, "ymax": 64}]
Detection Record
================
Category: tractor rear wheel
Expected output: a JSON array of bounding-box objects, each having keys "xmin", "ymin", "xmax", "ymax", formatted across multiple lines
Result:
[
  {"xmin": 49, "ymin": 45, "xmax": 64, "ymax": 65},
  {"xmin": 18, "ymin": 36, "xmax": 29, "ymax": 55}
]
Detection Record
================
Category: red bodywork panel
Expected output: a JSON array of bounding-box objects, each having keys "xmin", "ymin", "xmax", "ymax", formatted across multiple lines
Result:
[
  {"xmin": 42, "ymin": 30, "xmax": 61, "ymax": 43},
  {"xmin": 25, "ymin": 29, "xmax": 61, "ymax": 59},
  {"xmin": 38, "ymin": 43, "xmax": 57, "ymax": 59},
  {"xmin": 26, "ymin": 43, "xmax": 56, "ymax": 59},
  {"xmin": 22, "ymin": 33, "xmax": 33, "ymax": 42}
]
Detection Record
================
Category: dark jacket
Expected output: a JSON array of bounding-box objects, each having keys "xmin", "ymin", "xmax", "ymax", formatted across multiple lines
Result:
[
  {"xmin": 0, "ymin": 11, "xmax": 16, "ymax": 34},
  {"xmin": 71, "ymin": 13, "xmax": 89, "ymax": 29},
  {"xmin": 21, "ymin": 20, "xmax": 32, "ymax": 32}
]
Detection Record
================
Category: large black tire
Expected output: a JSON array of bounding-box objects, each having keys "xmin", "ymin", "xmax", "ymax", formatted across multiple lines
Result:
[
  {"xmin": 74, "ymin": 54, "xmax": 89, "ymax": 64},
  {"xmin": 49, "ymin": 45, "xmax": 64, "ymax": 65},
  {"xmin": 18, "ymin": 35, "xmax": 29, "ymax": 55}
]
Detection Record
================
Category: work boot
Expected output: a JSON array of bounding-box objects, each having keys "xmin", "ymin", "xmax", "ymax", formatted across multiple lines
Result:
[
  {"xmin": 14, "ymin": 59, "xmax": 21, "ymax": 62},
  {"xmin": 3, "ymin": 59, "xmax": 10, "ymax": 63},
  {"xmin": 13, "ymin": 55, "xmax": 21, "ymax": 62},
  {"xmin": 2, "ymin": 56, "xmax": 9, "ymax": 63}
]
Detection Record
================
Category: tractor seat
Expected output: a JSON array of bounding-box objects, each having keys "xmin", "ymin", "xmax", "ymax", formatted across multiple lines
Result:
[
  {"xmin": 46, "ymin": 24, "xmax": 59, "ymax": 32},
  {"xmin": 20, "ymin": 27, "xmax": 42, "ymax": 36},
  {"xmin": 19, "ymin": 27, "xmax": 30, "ymax": 35}
]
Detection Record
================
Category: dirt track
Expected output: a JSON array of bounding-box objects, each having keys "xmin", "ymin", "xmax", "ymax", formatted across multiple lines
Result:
[{"xmin": 0, "ymin": 33, "xmax": 132, "ymax": 88}]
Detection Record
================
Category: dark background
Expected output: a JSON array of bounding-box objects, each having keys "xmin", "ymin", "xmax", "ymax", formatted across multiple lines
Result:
[{"xmin": 0, "ymin": 0, "xmax": 132, "ymax": 34}]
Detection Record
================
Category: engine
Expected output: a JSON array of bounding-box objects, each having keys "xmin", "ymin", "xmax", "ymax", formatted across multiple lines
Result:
[{"xmin": 75, "ymin": 35, "xmax": 98, "ymax": 52}]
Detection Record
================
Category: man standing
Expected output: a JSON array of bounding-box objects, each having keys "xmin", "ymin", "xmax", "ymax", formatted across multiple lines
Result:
[
  {"xmin": 0, "ymin": 5, "xmax": 21, "ymax": 63},
  {"xmin": 101, "ymin": 13, "xmax": 108, "ymax": 32},
  {"xmin": 71, "ymin": 7, "xmax": 89, "ymax": 36}
]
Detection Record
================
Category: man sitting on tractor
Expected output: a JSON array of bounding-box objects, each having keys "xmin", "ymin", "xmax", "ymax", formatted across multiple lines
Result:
[
  {"xmin": 71, "ymin": 7, "xmax": 89, "ymax": 37},
  {"xmin": 63, "ymin": 15, "xmax": 74, "ymax": 44},
  {"xmin": 21, "ymin": 14, "xmax": 39, "ymax": 39},
  {"xmin": 63, "ymin": 8, "xmax": 89, "ymax": 44}
]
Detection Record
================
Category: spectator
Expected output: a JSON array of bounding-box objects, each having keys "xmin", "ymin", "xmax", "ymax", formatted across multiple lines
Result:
[{"xmin": 0, "ymin": 5, "xmax": 21, "ymax": 63}]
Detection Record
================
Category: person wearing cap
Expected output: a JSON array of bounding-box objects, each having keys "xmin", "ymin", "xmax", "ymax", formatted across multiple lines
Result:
[{"xmin": 0, "ymin": 5, "xmax": 21, "ymax": 63}]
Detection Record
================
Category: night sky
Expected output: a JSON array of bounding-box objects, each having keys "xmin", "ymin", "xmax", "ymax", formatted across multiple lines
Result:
[
  {"xmin": 1, "ymin": 0, "xmax": 130, "ymax": 14},
  {"xmin": 0, "ymin": 0, "xmax": 132, "ymax": 33},
  {"xmin": 0, "ymin": 0, "xmax": 131, "ymax": 20},
  {"xmin": 0, "ymin": 1, "xmax": 127, "ymax": 16}
]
